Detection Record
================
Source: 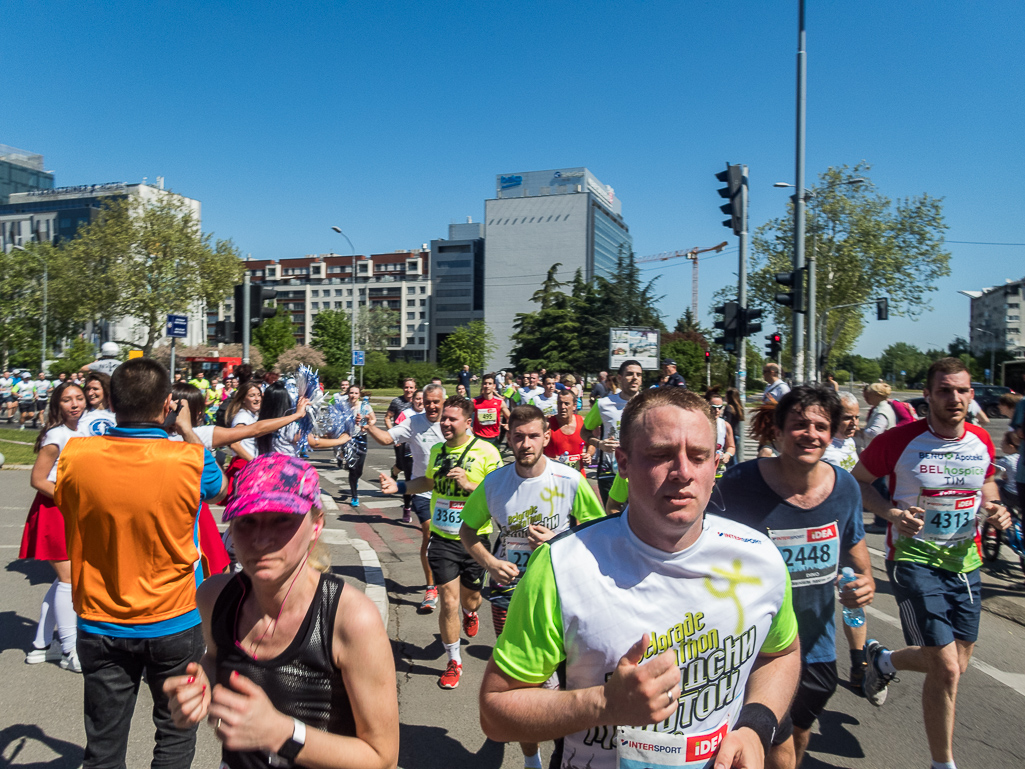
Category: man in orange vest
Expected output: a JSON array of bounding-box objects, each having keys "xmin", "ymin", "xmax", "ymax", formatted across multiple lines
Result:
[{"xmin": 56, "ymin": 358, "xmax": 226, "ymax": 769}]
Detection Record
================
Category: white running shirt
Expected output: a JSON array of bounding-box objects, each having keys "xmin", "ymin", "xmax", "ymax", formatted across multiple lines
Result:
[{"xmin": 388, "ymin": 412, "xmax": 444, "ymax": 500}]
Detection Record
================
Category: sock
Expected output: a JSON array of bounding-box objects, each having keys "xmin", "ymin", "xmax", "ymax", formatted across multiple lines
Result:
[
  {"xmin": 33, "ymin": 580, "xmax": 59, "ymax": 649},
  {"xmin": 54, "ymin": 582, "xmax": 78, "ymax": 655},
  {"xmin": 850, "ymin": 648, "xmax": 867, "ymax": 667},
  {"xmin": 444, "ymin": 640, "xmax": 461, "ymax": 665},
  {"xmin": 931, "ymin": 761, "xmax": 956, "ymax": 769},
  {"xmin": 877, "ymin": 649, "xmax": 897, "ymax": 676},
  {"xmin": 523, "ymin": 752, "xmax": 542, "ymax": 769},
  {"xmin": 462, "ymin": 606, "xmax": 476, "ymax": 617}
]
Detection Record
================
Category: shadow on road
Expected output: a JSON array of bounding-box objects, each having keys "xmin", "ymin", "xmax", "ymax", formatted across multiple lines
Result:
[
  {"xmin": 0, "ymin": 610, "xmax": 36, "ymax": 654},
  {"xmin": 384, "ymin": 578, "xmax": 424, "ymax": 611},
  {"xmin": 6, "ymin": 559, "xmax": 54, "ymax": 586},
  {"xmin": 0, "ymin": 724, "xmax": 83, "ymax": 768},
  {"xmin": 398, "ymin": 724, "xmax": 505, "ymax": 769},
  {"xmin": 803, "ymin": 709, "xmax": 865, "ymax": 768}
]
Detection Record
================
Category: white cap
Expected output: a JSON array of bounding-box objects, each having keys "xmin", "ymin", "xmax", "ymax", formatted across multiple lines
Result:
[{"xmin": 100, "ymin": 342, "xmax": 119, "ymax": 357}]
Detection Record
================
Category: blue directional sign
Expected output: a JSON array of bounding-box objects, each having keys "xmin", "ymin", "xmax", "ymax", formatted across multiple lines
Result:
[
  {"xmin": 352, "ymin": 350, "xmax": 365, "ymax": 366},
  {"xmin": 166, "ymin": 314, "xmax": 188, "ymax": 338}
]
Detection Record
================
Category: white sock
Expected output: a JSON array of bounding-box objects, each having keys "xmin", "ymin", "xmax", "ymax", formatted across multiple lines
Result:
[
  {"xmin": 33, "ymin": 580, "xmax": 59, "ymax": 649},
  {"xmin": 877, "ymin": 649, "xmax": 897, "ymax": 676},
  {"xmin": 462, "ymin": 606, "xmax": 476, "ymax": 617},
  {"xmin": 931, "ymin": 761, "xmax": 956, "ymax": 769},
  {"xmin": 444, "ymin": 640, "xmax": 461, "ymax": 665},
  {"xmin": 54, "ymin": 582, "xmax": 78, "ymax": 655},
  {"xmin": 523, "ymin": 751, "xmax": 542, "ymax": 769}
]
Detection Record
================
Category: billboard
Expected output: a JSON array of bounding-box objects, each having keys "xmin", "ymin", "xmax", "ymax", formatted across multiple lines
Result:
[{"xmin": 609, "ymin": 327, "xmax": 661, "ymax": 371}]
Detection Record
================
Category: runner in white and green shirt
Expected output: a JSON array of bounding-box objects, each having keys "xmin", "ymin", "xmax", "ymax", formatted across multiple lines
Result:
[{"xmin": 581, "ymin": 359, "xmax": 644, "ymax": 504}]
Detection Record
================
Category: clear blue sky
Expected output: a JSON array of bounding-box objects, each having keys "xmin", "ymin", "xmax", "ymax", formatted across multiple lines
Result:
[{"xmin": 4, "ymin": 1, "xmax": 1023, "ymax": 358}]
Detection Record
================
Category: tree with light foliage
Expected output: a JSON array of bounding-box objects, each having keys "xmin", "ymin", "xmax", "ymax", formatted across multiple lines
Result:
[
  {"xmin": 439, "ymin": 320, "xmax": 496, "ymax": 374},
  {"xmin": 275, "ymin": 345, "xmax": 326, "ymax": 374}
]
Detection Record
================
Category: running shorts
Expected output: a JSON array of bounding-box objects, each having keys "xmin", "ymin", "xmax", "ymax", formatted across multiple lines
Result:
[
  {"xmin": 426, "ymin": 534, "xmax": 484, "ymax": 591},
  {"xmin": 887, "ymin": 560, "xmax": 982, "ymax": 647}
]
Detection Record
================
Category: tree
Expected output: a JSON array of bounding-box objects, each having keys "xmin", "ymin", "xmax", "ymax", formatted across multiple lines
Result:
[
  {"xmin": 49, "ymin": 337, "xmax": 96, "ymax": 377},
  {"xmin": 60, "ymin": 193, "xmax": 243, "ymax": 355},
  {"xmin": 275, "ymin": 345, "xmax": 326, "ymax": 374},
  {"xmin": 878, "ymin": 342, "xmax": 931, "ymax": 387},
  {"xmin": 836, "ymin": 353, "xmax": 881, "ymax": 384},
  {"xmin": 355, "ymin": 306, "xmax": 400, "ymax": 352},
  {"xmin": 311, "ymin": 309, "xmax": 353, "ymax": 368},
  {"xmin": 253, "ymin": 313, "xmax": 296, "ymax": 368},
  {"xmin": 748, "ymin": 164, "xmax": 951, "ymax": 370},
  {"xmin": 439, "ymin": 320, "xmax": 497, "ymax": 374},
  {"xmin": 0, "ymin": 245, "xmax": 40, "ymax": 369},
  {"xmin": 511, "ymin": 265, "xmax": 584, "ymax": 373}
]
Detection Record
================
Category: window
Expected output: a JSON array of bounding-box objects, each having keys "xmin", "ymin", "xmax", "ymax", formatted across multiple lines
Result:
[
  {"xmin": 407, "ymin": 299, "xmax": 416, "ymax": 306},
  {"xmin": 420, "ymin": 286, "xmax": 426, "ymax": 294},
  {"xmin": 346, "ymin": 301, "xmax": 352, "ymax": 308},
  {"xmin": 407, "ymin": 312, "xmax": 416, "ymax": 319},
  {"xmin": 418, "ymin": 337, "xmax": 425, "ymax": 344},
  {"xmin": 311, "ymin": 302, "xmax": 319, "ymax": 309},
  {"xmin": 311, "ymin": 290, "xmax": 319, "ymax": 297},
  {"xmin": 335, "ymin": 302, "xmax": 343, "ymax": 309},
  {"xmin": 389, "ymin": 337, "xmax": 401, "ymax": 346},
  {"xmin": 406, "ymin": 337, "xmax": 416, "ymax": 345},
  {"xmin": 407, "ymin": 325, "xmax": 415, "ymax": 332},
  {"xmin": 347, "ymin": 289, "xmax": 353, "ymax": 296},
  {"xmin": 335, "ymin": 289, "xmax": 343, "ymax": 296},
  {"xmin": 419, "ymin": 312, "xmax": 425, "ymax": 319},
  {"xmin": 420, "ymin": 299, "xmax": 427, "ymax": 306}
]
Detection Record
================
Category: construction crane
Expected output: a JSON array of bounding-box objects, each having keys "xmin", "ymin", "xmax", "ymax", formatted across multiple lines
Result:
[{"xmin": 637, "ymin": 242, "xmax": 728, "ymax": 318}]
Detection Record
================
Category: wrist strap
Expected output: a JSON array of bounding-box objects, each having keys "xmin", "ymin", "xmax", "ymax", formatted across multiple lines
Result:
[
  {"xmin": 734, "ymin": 703, "xmax": 777, "ymax": 753},
  {"xmin": 397, "ymin": 480, "xmax": 407, "ymax": 495}
]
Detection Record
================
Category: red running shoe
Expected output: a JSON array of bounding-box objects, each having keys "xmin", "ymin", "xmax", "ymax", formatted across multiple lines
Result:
[
  {"xmin": 463, "ymin": 610, "xmax": 479, "ymax": 638},
  {"xmin": 439, "ymin": 660, "xmax": 462, "ymax": 689},
  {"xmin": 419, "ymin": 587, "xmax": 438, "ymax": 613}
]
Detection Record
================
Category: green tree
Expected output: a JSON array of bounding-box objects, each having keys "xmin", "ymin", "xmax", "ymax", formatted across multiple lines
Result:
[
  {"xmin": 275, "ymin": 345, "xmax": 326, "ymax": 374},
  {"xmin": 61, "ymin": 194, "xmax": 242, "ymax": 355},
  {"xmin": 748, "ymin": 164, "xmax": 951, "ymax": 371},
  {"xmin": 311, "ymin": 309, "xmax": 353, "ymax": 368},
  {"xmin": 49, "ymin": 337, "xmax": 97, "ymax": 377},
  {"xmin": 511, "ymin": 265, "xmax": 584, "ymax": 373},
  {"xmin": 878, "ymin": 342, "xmax": 930, "ymax": 387},
  {"xmin": 837, "ymin": 353, "xmax": 881, "ymax": 383},
  {"xmin": 439, "ymin": 320, "xmax": 496, "ymax": 374},
  {"xmin": 252, "ymin": 313, "xmax": 296, "ymax": 368},
  {"xmin": 0, "ymin": 245, "xmax": 40, "ymax": 369},
  {"xmin": 355, "ymin": 306, "xmax": 400, "ymax": 352}
]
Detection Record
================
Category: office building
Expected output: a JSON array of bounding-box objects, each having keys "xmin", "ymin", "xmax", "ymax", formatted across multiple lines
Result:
[
  {"xmin": 961, "ymin": 279, "xmax": 1025, "ymax": 357},
  {"xmin": 224, "ymin": 249, "xmax": 432, "ymax": 360},
  {"xmin": 0, "ymin": 145, "xmax": 54, "ymax": 204},
  {"xmin": 483, "ymin": 167, "xmax": 631, "ymax": 370},
  {"xmin": 429, "ymin": 220, "xmax": 485, "ymax": 360}
]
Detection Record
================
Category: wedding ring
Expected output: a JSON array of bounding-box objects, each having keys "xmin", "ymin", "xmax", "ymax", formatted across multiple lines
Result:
[{"xmin": 666, "ymin": 690, "xmax": 674, "ymax": 705}]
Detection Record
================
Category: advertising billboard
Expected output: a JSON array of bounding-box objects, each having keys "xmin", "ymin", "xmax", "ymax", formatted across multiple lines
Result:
[{"xmin": 609, "ymin": 327, "xmax": 660, "ymax": 371}]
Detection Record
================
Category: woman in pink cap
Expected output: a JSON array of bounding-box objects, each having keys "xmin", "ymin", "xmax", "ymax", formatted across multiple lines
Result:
[{"xmin": 163, "ymin": 454, "xmax": 398, "ymax": 769}]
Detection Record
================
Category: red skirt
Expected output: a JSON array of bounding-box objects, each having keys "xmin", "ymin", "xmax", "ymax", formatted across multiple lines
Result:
[
  {"xmin": 19, "ymin": 491, "xmax": 68, "ymax": 561},
  {"xmin": 224, "ymin": 456, "xmax": 249, "ymax": 499},
  {"xmin": 198, "ymin": 502, "xmax": 231, "ymax": 578}
]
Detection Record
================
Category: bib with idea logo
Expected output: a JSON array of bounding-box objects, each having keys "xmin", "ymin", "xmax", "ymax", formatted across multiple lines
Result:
[
  {"xmin": 917, "ymin": 488, "xmax": 980, "ymax": 545},
  {"xmin": 617, "ymin": 718, "xmax": 729, "ymax": 769},
  {"xmin": 767, "ymin": 522, "xmax": 839, "ymax": 587},
  {"xmin": 433, "ymin": 499, "xmax": 464, "ymax": 535}
]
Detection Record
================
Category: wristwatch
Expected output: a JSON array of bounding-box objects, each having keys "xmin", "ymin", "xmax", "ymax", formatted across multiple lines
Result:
[{"xmin": 276, "ymin": 718, "xmax": 306, "ymax": 764}]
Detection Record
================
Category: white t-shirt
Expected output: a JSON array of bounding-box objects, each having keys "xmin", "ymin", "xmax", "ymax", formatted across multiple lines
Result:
[
  {"xmin": 88, "ymin": 358, "xmax": 121, "ymax": 376},
  {"xmin": 42, "ymin": 424, "xmax": 79, "ymax": 483},
  {"xmin": 822, "ymin": 436, "xmax": 858, "ymax": 472},
  {"xmin": 530, "ymin": 392, "xmax": 559, "ymax": 418},
  {"xmin": 168, "ymin": 424, "xmax": 216, "ymax": 451},
  {"xmin": 231, "ymin": 408, "xmax": 259, "ymax": 458},
  {"xmin": 34, "ymin": 380, "xmax": 52, "ymax": 399},
  {"xmin": 0, "ymin": 377, "xmax": 13, "ymax": 397},
  {"xmin": 388, "ymin": 412, "xmax": 444, "ymax": 500},
  {"xmin": 78, "ymin": 408, "xmax": 117, "ymax": 437},
  {"xmin": 260, "ymin": 422, "xmax": 300, "ymax": 457}
]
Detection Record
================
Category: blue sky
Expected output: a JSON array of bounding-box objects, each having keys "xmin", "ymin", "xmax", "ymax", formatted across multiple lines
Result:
[{"xmin": 4, "ymin": 1, "xmax": 1023, "ymax": 357}]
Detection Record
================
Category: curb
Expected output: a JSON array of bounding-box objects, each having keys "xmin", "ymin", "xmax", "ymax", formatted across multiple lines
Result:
[{"xmin": 318, "ymin": 493, "xmax": 389, "ymax": 626}]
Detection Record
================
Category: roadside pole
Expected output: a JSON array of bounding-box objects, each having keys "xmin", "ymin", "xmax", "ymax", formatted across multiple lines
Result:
[
  {"xmin": 242, "ymin": 272, "xmax": 251, "ymax": 365},
  {"xmin": 736, "ymin": 165, "xmax": 749, "ymax": 463},
  {"xmin": 169, "ymin": 338, "xmax": 176, "ymax": 382}
]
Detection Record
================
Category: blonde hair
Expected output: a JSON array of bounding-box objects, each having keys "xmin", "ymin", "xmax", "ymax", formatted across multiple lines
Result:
[{"xmin": 865, "ymin": 382, "xmax": 892, "ymax": 398}]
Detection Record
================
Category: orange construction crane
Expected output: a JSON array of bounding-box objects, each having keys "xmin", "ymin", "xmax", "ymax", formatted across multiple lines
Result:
[{"xmin": 637, "ymin": 242, "xmax": 728, "ymax": 318}]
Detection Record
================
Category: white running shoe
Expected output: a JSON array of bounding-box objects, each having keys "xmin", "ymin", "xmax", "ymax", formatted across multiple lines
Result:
[
  {"xmin": 60, "ymin": 649, "xmax": 82, "ymax": 673},
  {"xmin": 25, "ymin": 640, "xmax": 62, "ymax": 664}
]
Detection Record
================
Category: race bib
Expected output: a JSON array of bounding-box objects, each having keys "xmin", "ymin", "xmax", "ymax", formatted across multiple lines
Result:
[
  {"xmin": 503, "ymin": 536, "xmax": 533, "ymax": 577},
  {"xmin": 433, "ymin": 499, "xmax": 464, "ymax": 535},
  {"xmin": 477, "ymin": 407, "xmax": 498, "ymax": 426},
  {"xmin": 917, "ymin": 488, "xmax": 979, "ymax": 544},
  {"xmin": 617, "ymin": 719, "xmax": 729, "ymax": 769},
  {"xmin": 767, "ymin": 522, "xmax": 839, "ymax": 587}
]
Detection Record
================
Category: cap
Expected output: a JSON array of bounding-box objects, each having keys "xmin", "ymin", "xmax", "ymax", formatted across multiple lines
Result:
[
  {"xmin": 661, "ymin": 359, "xmax": 677, "ymax": 366},
  {"xmin": 222, "ymin": 454, "xmax": 322, "ymax": 522},
  {"xmin": 100, "ymin": 342, "xmax": 119, "ymax": 357}
]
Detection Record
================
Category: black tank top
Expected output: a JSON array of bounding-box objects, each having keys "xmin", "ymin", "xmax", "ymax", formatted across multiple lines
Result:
[{"xmin": 212, "ymin": 571, "xmax": 357, "ymax": 768}]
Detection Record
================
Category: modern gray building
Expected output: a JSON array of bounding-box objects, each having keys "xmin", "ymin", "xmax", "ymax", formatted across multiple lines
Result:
[
  {"xmin": 429, "ymin": 220, "xmax": 484, "ymax": 362},
  {"xmin": 0, "ymin": 145, "xmax": 54, "ymax": 204},
  {"xmin": 483, "ymin": 167, "xmax": 631, "ymax": 370},
  {"xmin": 960, "ymin": 278, "xmax": 1025, "ymax": 357}
]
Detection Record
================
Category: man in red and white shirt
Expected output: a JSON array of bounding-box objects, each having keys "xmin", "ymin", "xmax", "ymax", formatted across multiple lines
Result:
[
  {"xmin": 543, "ymin": 389, "xmax": 587, "ymax": 474},
  {"xmin": 472, "ymin": 373, "xmax": 509, "ymax": 447},
  {"xmin": 852, "ymin": 357, "xmax": 1010, "ymax": 769}
]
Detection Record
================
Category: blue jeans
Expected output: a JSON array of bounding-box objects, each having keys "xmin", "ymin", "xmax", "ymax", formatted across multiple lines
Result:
[{"xmin": 78, "ymin": 624, "xmax": 204, "ymax": 769}]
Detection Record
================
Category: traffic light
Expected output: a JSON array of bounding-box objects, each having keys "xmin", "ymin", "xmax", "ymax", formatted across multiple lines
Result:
[
  {"xmin": 774, "ymin": 268, "xmax": 806, "ymax": 313},
  {"xmin": 876, "ymin": 297, "xmax": 889, "ymax": 321},
  {"xmin": 233, "ymin": 283, "xmax": 279, "ymax": 342},
  {"xmin": 765, "ymin": 332, "xmax": 782, "ymax": 357},
  {"xmin": 713, "ymin": 301, "xmax": 740, "ymax": 352},
  {"xmin": 715, "ymin": 163, "xmax": 745, "ymax": 235},
  {"xmin": 740, "ymin": 307, "xmax": 763, "ymax": 337},
  {"xmin": 214, "ymin": 320, "xmax": 235, "ymax": 344},
  {"xmin": 704, "ymin": 350, "xmax": 711, "ymax": 363}
]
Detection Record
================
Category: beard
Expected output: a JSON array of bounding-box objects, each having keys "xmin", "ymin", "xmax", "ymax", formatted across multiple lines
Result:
[{"xmin": 514, "ymin": 447, "xmax": 544, "ymax": 469}]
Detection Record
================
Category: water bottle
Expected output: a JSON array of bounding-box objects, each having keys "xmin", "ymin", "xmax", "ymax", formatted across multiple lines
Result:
[
  {"xmin": 558, "ymin": 451, "xmax": 569, "ymax": 464},
  {"xmin": 838, "ymin": 567, "xmax": 865, "ymax": 627}
]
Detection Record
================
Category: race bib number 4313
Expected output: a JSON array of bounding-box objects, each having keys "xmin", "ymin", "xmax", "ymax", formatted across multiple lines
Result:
[
  {"xmin": 917, "ymin": 488, "xmax": 979, "ymax": 544},
  {"xmin": 767, "ymin": 522, "xmax": 839, "ymax": 587}
]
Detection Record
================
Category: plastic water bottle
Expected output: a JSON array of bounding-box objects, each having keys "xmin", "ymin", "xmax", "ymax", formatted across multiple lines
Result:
[
  {"xmin": 558, "ymin": 451, "xmax": 569, "ymax": 464},
  {"xmin": 838, "ymin": 567, "xmax": 865, "ymax": 627}
]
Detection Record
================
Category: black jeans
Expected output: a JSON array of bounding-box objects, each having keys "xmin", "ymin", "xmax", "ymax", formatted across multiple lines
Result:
[{"xmin": 78, "ymin": 623, "xmax": 204, "ymax": 769}]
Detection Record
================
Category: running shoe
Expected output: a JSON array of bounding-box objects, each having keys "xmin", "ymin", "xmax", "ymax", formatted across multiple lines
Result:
[
  {"xmin": 419, "ymin": 587, "xmax": 438, "ymax": 612},
  {"xmin": 438, "ymin": 660, "xmax": 462, "ymax": 689},
  {"xmin": 849, "ymin": 662, "xmax": 867, "ymax": 695},
  {"xmin": 349, "ymin": 496, "xmax": 359, "ymax": 507},
  {"xmin": 60, "ymin": 649, "xmax": 82, "ymax": 674},
  {"xmin": 401, "ymin": 507, "xmax": 412, "ymax": 524},
  {"xmin": 25, "ymin": 640, "xmax": 62, "ymax": 665},
  {"xmin": 463, "ymin": 610, "xmax": 480, "ymax": 638},
  {"xmin": 863, "ymin": 639, "xmax": 896, "ymax": 706}
]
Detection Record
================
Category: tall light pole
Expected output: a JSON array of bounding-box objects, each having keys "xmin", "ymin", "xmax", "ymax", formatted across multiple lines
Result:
[
  {"xmin": 973, "ymin": 327, "xmax": 1000, "ymax": 384},
  {"xmin": 13, "ymin": 244, "xmax": 46, "ymax": 373},
  {"xmin": 792, "ymin": 0, "xmax": 808, "ymax": 385},
  {"xmin": 774, "ymin": 177, "xmax": 864, "ymax": 380},
  {"xmin": 331, "ymin": 226, "xmax": 359, "ymax": 380}
]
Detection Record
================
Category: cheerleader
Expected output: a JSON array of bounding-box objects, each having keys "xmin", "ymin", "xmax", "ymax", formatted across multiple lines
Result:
[
  {"xmin": 77, "ymin": 371, "xmax": 116, "ymax": 436},
  {"xmin": 224, "ymin": 380, "xmax": 263, "ymax": 488},
  {"xmin": 19, "ymin": 381, "xmax": 87, "ymax": 672}
]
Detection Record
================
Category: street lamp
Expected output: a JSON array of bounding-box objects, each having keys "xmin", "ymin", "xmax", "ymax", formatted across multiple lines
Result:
[
  {"xmin": 331, "ymin": 226, "xmax": 360, "ymax": 380},
  {"xmin": 12, "ymin": 244, "xmax": 47, "ymax": 374},
  {"xmin": 773, "ymin": 178, "xmax": 865, "ymax": 380},
  {"xmin": 972, "ymin": 327, "xmax": 1001, "ymax": 384}
]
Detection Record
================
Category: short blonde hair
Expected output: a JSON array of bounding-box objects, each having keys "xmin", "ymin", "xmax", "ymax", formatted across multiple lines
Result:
[
  {"xmin": 562, "ymin": 374, "xmax": 577, "ymax": 386},
  {"xmin": 865, "ymin": 382, "xmax": 892, "ymax": 398}
]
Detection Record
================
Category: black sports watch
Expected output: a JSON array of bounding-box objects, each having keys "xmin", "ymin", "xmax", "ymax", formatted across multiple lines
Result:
[{"xmin": 276, "ymin": 718, "xmax": 306, "ymax": 764}]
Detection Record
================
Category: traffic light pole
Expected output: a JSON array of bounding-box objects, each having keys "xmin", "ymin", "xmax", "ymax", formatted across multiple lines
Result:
[
  {"xmin": 792, "ymin": 0, "xmax": 807, "ymax": 385},
  {"xmin": 242, "ymin": 272, "xmax": 251, "ymax": 365},
  {"xmin": 736, "ymin": 166, "xmax": 749, "ymax": 463}
]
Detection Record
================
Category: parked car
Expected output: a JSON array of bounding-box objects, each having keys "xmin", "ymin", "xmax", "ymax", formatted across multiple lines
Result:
[{"xmin": 908, "ymin": 383, "xmax": 1012, "ymax": 418}]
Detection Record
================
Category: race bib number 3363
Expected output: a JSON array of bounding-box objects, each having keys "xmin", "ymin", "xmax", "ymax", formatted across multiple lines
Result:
[
  {"xmin": 767, "ymin": 522, "xmax": 839, "ymax": 587},
  {"xmin": 433, "ymin": 500, "xmax": 464, "ymax": 535}
]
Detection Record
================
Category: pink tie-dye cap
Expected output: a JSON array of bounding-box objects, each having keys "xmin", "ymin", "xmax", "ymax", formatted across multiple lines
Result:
[{"xmin": 222, "ymin": 454, "xmax": 322, "ymax": 522}]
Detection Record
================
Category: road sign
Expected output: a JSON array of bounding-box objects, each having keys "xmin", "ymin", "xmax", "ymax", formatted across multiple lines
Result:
[
  {"xmin": 166, "ymin": 314, "xmax": 188, "ymax": 338},
  {"xmin": 352, "ymin": 350, "xmax": 365, "ymax": 366}
]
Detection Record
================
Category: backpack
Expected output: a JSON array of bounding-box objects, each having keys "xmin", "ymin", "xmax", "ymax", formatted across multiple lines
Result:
[{"xmin": 891, "ymin": 399, "xmax": 916, "ymax": 426}]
